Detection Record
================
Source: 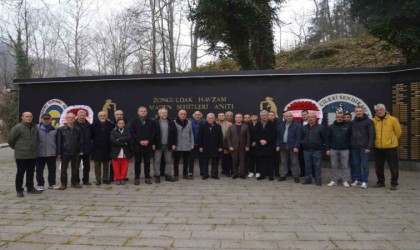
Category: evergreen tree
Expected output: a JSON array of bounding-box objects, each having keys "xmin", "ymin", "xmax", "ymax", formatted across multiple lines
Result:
[
  {"xmin": 189, "ymin": 0, "xmax": 282, "ymax": 70},
  {"xmin": 350, "ymin": 0, "xmax": 420, "ymax": 64},
  {"xmin": 0, "ymin": 29, "xmax": 32, "ymax": 139}
]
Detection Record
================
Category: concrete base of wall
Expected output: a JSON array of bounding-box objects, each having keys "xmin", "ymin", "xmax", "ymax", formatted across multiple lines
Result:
[{"xmin": 400, "ymin": 161, "xmax": 420, "ymax": 172}]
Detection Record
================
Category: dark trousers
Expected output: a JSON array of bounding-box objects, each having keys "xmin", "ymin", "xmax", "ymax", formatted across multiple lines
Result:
[
  {"xmin": 303, "ymin": 150, "xmax": 322, "ymax": 184},
  {"xmin": 189, "ymin": 146, "xmax": 204, "ymax": 175},
  {"xmin": 299, "ymin": 146, "xmax": 315, "ymax": 177},
  {"xmin": 274, "ymin": 153, "xmax": 280, "ymax": 176},
  {"xmin": 109, "ymin": 162, "xmax": 114, "ymax": 180},
  {"xmin": 231, "ymin": 150, "xmax": 246, "ymax": 176},
  {"xmin": 79, "ymin": 153, "xmax": 91, "ymax": 183},
  {"xmin": 374, "ymin": 147, "xmax": 399, "ymax": 186},
  {"xmin": 36, "ymin": 156, "xmax": 57, "ymax": 186},
  {"xmin": 204, "ymin": 157, "xmax": 219, "ymax": 177},
  {"xmin": 247, "ymin": 154, "xmax": 257, "ymax": 174},
  {"xmin": 60, "ymin": 154, "xmax": 80, "ymax": 186},
  {"xmin": 221, "ymin": 153, "xmax": 232, "ymax": 175},
  {"xmin": 257, "ymin": 156, "xmax": 274, "ymax": 178},
  {"xmin": 160, "ymin": 154, "xmax": 166, "ymax": 176},
  {"xmin": 298, "ymin": 146, "xmax": 305, "ymax": 177},
  {"xmin": 95, "ymin": 160, "xmax": 109, "ymax": 182},
  {"xmin": 134, "ymin": 151, "xmax": 151, "ymax": 179},
  {"xmin": 174, "ymin": 151, "xmax": 190, "ymax": 176},
  {"xmin": 15, "ymin": 159, "xmax": 36, "ymax": 192}
]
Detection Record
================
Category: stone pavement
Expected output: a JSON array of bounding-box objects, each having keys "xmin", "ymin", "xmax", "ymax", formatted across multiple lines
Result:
[{"xmin": 0, "ymin": 147, "xmax": 419, "ymax": 249}]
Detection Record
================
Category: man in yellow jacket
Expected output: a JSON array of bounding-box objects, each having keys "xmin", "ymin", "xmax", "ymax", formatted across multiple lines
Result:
[{"xmin": 372, "ymin": 103, "xmax": 402, "ymax": 190}]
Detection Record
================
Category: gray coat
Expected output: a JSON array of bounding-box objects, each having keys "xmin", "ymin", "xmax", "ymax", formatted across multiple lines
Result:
[
  {"xmin": 174, "ymin": 119, "xmax": 194, "ymax": 151},
  {"xmin": 37, "ymin": 125, "xmax": 57, "ymax": 157},
  {"xmin": 8, "ymin": 122, "xmax": 38, "ymax": 159}
]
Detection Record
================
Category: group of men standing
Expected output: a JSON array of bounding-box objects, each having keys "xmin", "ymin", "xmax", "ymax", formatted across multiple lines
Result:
[{"xmin": 8, "ymin": 102, "xmax": 402, "ymax": 198}]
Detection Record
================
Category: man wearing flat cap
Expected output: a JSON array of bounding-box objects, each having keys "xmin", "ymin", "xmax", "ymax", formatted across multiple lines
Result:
[{"xmin": 35, "ymin": 113, "xmax": 59, "ymax": 190}]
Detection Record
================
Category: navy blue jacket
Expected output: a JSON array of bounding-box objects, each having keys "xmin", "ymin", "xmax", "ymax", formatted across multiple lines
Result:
[
  {"xmin": 301, "ymin": 123, "xmax": 325, "ymax": 151},
  {"xmin": 191, "ymin": 118, "xmax": 205, "ymax": 145},
  {"xmin": 350, "ymin": 114, "xmax": 374, "ymax": 150},
  {"xmin": 326, "ymin": 121, "xmax": 351, "ymax": 150},
  {"xmin": 277, "ymin": 120, "xmax": 302, "ymax": 150},
  {"xmin": 130, "ymin": 117, "xmax": 156, "ymax": 152}
]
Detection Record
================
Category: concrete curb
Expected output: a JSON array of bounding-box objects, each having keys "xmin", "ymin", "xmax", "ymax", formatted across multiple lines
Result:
[{"xmin": 0, "ymin": 143, "xmax": 9, "ymax": 148}]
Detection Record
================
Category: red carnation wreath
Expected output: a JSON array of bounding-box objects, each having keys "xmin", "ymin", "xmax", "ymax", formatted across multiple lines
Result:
[
  {"xmin": 283, "ymin": 99, "xmax": 323, "ymax": 123},
  {"xmin": 59, "ymin": 105, "xmax": 94, "ymax": 125}
]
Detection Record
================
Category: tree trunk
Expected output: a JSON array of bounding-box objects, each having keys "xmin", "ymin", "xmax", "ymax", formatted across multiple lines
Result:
[
  {"xmin": 167, "ymin": 0, "xmax": 176, "ymax": 73},
  {"xmin": 149, "ymin": 0, "xmax": 157, "ymax": 74}
]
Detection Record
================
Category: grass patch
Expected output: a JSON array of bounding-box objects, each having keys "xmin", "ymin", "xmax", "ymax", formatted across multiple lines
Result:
[{"xmin": 256, "ymin": 215, "xmax": 268, "ymax": 220}]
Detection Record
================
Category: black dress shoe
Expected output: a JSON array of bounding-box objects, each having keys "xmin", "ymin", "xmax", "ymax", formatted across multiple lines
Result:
[
  {"xmin": 240, "ymin": 174, "xmax": 246, "ymax": 179},
  {"xmin": 103, "ymin": 180, "xmax": 111, "ymax": 185},
  {"xmin": 145, "ymin": 179, "xmax": 153, "ymax": 184},
  {"xmin": 232, "ymin": 174, "xmax": 238, "ymax": 179},
  {"xmin": 96, "ymin": 181, "xmax": 102, "ymax": 186},
  {"xmin": 302, "ymin": 181, "xmax": 312, "ymax": 185},
  {"xmin": 124, "ymin": 178, "xmax": 129, "ymax": 181},
  {"xmin": 27, "ymin": 188, "xmax": 43, "ymax": 194},
  {"xmin": 58, "ymin": 185, "xmax": 67, "ymax": 190},
  {"xmin": 202, "ymin": 175, "xmax": 209, "ymax": 180},
  {"xmin": 211, "ymin": 175, "xmax": 219, "ymax": 179},
  {"xmin": 256, "ymin": 176, "xmax": 265, "ymax": 180},
  {"xmin": 83, "ymin": 181, "xmax": 92, "ymax": 185},
  {"xmin": 155, "ymin": 177, "xmax": 161, "ymax": 183},
  {"xmin": 315, "ymin": 182, "xmax": 322, "ymax": 186},
  {"xmin": 269, "ymin": 176, "xmax": 274, "ymax": 181},
  {"xmin": 134, "ymin": 179, "xmax": 140, "ymax": 185},
  {"xmin": 71, "ymin": 184, "xmax": 82, "ymax": 188},
  {"xmin": 16, "ymin": 191, "xmax": 24, "ymax": 197},
  {"xmin": 278, "ymin": 177, "xmax": 286, "ymax": 181},
  {"xmin": 373, "ymin": 183, "xmax": 385, "ymax": 188},
  {"xmin": 165, "ymin": 175, "xmax": 175, "ymax": 182},
  {"xmin": 294, "ymin": 177, "xmax": 300, "ymax": 183},
  {"xmin": 390, "ymin": 185, "xmax": 397, "ymax": 191}
]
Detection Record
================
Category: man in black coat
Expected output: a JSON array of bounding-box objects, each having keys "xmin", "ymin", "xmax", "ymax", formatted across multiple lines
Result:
[
  {"xmin": 75, "ymin": 110, "xmax": 92, "ymax": 185},
  {"xmin": 199, "ymin": 113, "xmax": 223, "ymax": 180},
  {"xmin": 246, "ymin": 113, "xmax": 259, "ymax": 178},
  {"xmin": 301, "ymin": 112, "xmax": 326, "ymax": 186},
  {"xmin": 255, "ymin": 110, "xmax": 277, "ymax": 181},
  {"xmin": 131, "ymin": 106, "xmax": 156, "ymax": 185},
  {"xmin": 91, "ymin": 111, "xmax": 114, "ymax": 185},
  {"xmin": 57, "ymin": 112, "xmax": 83, "ymax": 190}
]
